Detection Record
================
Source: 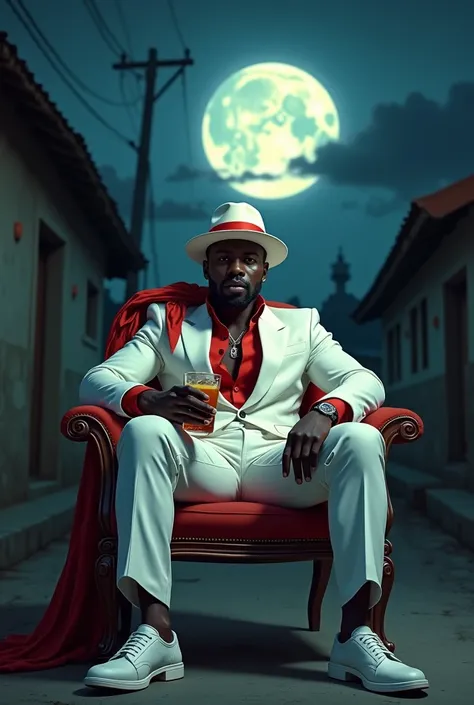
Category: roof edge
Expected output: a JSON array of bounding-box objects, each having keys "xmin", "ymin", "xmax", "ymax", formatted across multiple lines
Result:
[{"xmin": 353, "ymin": 174, "xmax": 474, "ymax": 323}]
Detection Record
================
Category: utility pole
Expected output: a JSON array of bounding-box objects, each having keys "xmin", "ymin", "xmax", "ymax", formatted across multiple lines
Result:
[{"xmin": 113, "ymin": 48, "xmax": 194, "ymax": 299}]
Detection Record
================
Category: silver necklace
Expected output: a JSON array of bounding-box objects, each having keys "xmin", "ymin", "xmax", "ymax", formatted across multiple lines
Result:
[{"xmin": 228, "ymin": 328, "xmax": 247, "ymax": 359}]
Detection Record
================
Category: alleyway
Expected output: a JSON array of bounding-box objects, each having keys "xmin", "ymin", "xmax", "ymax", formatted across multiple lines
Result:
[{"xmin": 1, "ymin": 497, "xmax": 473, "ymax": 704}]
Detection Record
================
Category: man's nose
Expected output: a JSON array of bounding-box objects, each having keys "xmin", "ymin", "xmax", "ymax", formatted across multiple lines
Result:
[{"xmin": 227, "ymin": 259, "xmax": 245, "ymax": 275}]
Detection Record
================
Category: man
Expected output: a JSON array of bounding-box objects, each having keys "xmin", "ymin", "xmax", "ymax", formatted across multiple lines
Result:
[{"xmin": 80, "ymin": 202, "xmax": 428, "ymax": 694}]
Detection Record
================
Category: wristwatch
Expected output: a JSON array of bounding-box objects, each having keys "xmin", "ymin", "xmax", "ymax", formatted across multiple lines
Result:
[{"xmin": 311, "ymin": 401, "xmax": 339, "ymax": 426}]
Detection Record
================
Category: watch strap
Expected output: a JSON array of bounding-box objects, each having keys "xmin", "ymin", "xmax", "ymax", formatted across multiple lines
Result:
[{"xmin": 311, "ymin": 401, "xmax": 339, "ymax": 425}]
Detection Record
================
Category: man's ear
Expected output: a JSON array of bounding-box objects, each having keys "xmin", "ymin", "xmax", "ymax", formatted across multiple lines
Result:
[{"xmin": 202, "ymin": 260, "xmax": 209, "ymax": 280}]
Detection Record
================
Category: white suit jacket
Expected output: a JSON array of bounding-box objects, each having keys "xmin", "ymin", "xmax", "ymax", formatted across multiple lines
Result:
[{"xmin": 80, "ymin": 302, "xmax": 385, "ymax": 439}]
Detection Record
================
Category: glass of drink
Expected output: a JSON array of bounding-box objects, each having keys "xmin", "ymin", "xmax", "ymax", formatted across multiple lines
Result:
[{"xmin": 183, "ymin": 372, "xmax": 221, "ymax": 434}]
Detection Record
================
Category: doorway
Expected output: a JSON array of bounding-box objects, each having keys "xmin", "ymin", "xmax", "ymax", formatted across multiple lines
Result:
[
  {"xmin": 444, "ymin": 268, "xmax": 468, "ymax": 462},
  {"xmin": 29, "ymin": 221, "xmax": 64, "ymax": 479}
]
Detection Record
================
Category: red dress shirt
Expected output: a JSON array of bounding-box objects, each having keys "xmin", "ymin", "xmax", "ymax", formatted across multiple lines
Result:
[{"xmin": 121, "ymin": 298, "xmax": 352, "ymax": 423}]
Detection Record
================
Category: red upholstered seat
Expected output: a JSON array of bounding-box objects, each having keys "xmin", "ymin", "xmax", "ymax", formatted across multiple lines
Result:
[
  {"xmin": 173, "ymin": 501, "xmax": 330, "ymax": 541},
  {"xmin": 54, "ymin": 290, "xmax": 426, "ymax": 659}
]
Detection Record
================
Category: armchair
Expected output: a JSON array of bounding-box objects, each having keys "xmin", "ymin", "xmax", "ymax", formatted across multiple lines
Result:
[{"xmin": 61, "ymin": 401, "xmax": 423, "ymax": 661}]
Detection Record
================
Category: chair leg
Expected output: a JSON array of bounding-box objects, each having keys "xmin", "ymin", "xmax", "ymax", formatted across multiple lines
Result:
[
  {"xmin": 95, "ymin": 537, "xmax": 121, "ymax": 660},
  {"xmin": 118, "ymin": 589, "xmax": 133, "ymax": 644},
  {"xmin": 307, "ymin": 558, "xmax": 332, "ymax": 631},
  {"xmin": 370, "ymin": 540, "xmax": 395, "ymax": 652}
]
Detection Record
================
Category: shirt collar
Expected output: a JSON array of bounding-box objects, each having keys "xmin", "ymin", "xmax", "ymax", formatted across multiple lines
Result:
[{"xmin": 206, "ymin": 294, "xmax": 266, "ymax": 329}]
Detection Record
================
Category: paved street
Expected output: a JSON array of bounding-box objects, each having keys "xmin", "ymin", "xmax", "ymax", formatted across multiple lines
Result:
[{"xmin": 1, "ymin": 497, "xmax": 473, "ymax": 704}]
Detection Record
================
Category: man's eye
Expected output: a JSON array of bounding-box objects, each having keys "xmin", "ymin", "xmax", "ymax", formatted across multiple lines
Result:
[
  {"xmin": 246, "ymin": 258, "xmax": 256, "ymax": 264},
  {"xmin": 218, "ymin": 257, "xmax": 228, "ymax": 262}
]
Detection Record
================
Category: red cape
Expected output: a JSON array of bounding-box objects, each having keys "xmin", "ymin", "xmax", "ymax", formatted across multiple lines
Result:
[{"xmin": 0, "ymin": 282, "xmax": 319, "ymax": 671}]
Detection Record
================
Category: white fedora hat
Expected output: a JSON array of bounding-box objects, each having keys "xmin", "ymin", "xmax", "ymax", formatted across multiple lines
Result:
[{"xmin": 185, "ymin": 202, "xmax": 288, "ymax": 269}]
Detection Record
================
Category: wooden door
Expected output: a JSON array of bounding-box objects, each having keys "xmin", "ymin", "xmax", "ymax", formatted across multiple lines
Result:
[{"xmin": 29, "ymin": 246, "xmax": 48, "ymax": 476}]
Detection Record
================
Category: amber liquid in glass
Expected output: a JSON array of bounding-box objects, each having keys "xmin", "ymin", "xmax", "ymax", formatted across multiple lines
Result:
[{"xmin": 182, "ymin": 383, "xmax": 219, "ymax": 434}]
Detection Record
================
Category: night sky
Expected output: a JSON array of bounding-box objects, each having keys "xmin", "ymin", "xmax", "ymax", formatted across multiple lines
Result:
[{"xmin": 3, "ymin": 0, "xmax": 473, "ymax": 307}]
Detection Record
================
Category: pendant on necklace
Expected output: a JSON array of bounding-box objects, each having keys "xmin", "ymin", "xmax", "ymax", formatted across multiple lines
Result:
[{"xmin": 230, "ymin": 345, "xmax": 238, "ymax": 359}]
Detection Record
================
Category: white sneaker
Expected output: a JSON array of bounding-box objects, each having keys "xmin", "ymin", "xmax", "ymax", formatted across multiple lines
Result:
[
  {"xmin": 328, "ymin": 626, "xmax": 429, "ymax": 693},
  {"xmin": 84, "ymin": 624, "xmax": 184, "ymax": 691}
]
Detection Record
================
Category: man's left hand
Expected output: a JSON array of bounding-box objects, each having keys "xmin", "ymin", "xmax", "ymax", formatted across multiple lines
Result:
[{"xmin": 282, "ymin": 411, "xmax": 333, "ymax": 484}]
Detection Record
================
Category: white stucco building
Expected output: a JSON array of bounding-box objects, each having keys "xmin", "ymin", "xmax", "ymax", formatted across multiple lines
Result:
[
  {"xmin": 0, "ymin": 35, "xmax": 145, "ymax": 508},
  {"xmin": 353, "ymin": 176, "xmax": 474, "ymax": 492}
]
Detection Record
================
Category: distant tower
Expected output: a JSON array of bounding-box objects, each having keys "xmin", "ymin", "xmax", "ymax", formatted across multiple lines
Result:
[
  {"xmin": 331, "ymin": 247, "xmax": 350, "ymax": 295},
  {"xmin": 319, "ymin": 248, "xmax": 382, "ymax": 376}
]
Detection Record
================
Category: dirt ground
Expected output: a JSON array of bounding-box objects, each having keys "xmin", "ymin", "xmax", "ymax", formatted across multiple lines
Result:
[{"xmin": 1, "ymin": 496, "xmax": 473, "ymax": 704}]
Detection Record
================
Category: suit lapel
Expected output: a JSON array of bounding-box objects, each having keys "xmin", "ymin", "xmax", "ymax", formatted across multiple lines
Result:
[
  {"xmin": 180, "ymin": 302, "xmax": 288, "ymax": 411},
  {"xmin": 180, "ymin": 303, "xmax": 214, "ymax": 375},
  {"xmin": 243, "ymin": 306, "xmax": 288, "ymax": 410},
  {"xmin": 180, "ymin": 304, "xmax": 235, "ymax": 409}
]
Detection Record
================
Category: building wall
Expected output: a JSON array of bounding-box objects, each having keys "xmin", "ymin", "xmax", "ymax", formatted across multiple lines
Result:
[
  {"xmin": 0, "ymin": 104, "xmax": 107, "ymax": 508},
  {"xmin": 380, "ymin": 209, "xmax": 474, "ymax": 485}
]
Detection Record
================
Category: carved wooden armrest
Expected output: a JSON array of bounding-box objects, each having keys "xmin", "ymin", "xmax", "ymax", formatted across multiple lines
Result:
[
  {"xmin": 60, "ymin": 404, "xmax": 423, "ymax": 542},
  {"xmin": 362, "ymin": 407, "xmax": 424, "ymax": 453},
  {"xmin": 61, "ymin": 405, "xmax": 126, "ymax": 450},
  {"xmin": 61, "ymin": 403, "xmax": 424, "ymax": 462},
  {"xmin": 61, "ymin": 406, "xmax": 125, "ymax": 538}
]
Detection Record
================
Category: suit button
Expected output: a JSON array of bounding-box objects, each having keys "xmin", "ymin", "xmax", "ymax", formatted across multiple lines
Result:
[{"xmin": 239, "ymin": 410, "xmax": 246, "ymax": 419}]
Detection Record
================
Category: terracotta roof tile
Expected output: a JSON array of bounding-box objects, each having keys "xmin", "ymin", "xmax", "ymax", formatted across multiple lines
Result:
[{"xmin": 414, "ymin": 174, "xmax": 474, "ymax": 218}]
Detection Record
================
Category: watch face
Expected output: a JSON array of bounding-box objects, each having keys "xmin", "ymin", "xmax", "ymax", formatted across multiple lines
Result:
[{"xmin": 319, "ymin": 402, "xmax": 335, "ymax": 413}]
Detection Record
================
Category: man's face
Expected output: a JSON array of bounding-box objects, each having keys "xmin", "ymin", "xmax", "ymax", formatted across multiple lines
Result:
[{"xmin": 203, "ymin": 239, "xmax": 269, "ymax": 308}]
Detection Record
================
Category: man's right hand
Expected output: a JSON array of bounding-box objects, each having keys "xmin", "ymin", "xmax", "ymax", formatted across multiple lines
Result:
[{"xmin": 137, "ymin": 386, "xmax": 217, "ymax": 425}]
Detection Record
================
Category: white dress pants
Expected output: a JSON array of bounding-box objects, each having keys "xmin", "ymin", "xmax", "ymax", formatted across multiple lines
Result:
[{"xmin": 115, "ymin": 417, "xmax": 387, "ymax": 612}]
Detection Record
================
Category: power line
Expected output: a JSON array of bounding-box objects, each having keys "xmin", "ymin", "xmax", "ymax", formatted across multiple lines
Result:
[
  {"xmin": 148, "ymin": 165, "xmax": 159, "ymax": 287},
  {"xmin": 167, "ymin": 0, "xmax": 187, "ymax": 51},
  {"xmin": 119, "ymin": 71, "xmax": 140, "ymax": 135},
  {"xmin": 114, "ymin": 0, "xmax": 134, "ymax": 59},
  {"xmin": 114, "ymin": 48, "xmax": 194, "ymax": 297},
  {"xmin": 14, "ymin": 0, "xmax": 140, "ymax": 108},
  {"xmin": 5, "ymin": 0, "xmax": 135, "ymax": 149},
  {"xmin": 181, "ymin": 70, "xmax": 193, "ymax": 166},
  {"xmin": 166, "ymin": 0, "xmax": 192, "ymax": 171},
  {"xmin": 83, "ymin": 0, "xmax": 124, "ymax": 57},
  {"xmin": 113, "ymin": 0, "xmax": 142, "ymax": 137},
  {"xmin": 83, "ymin": 0, "xmax": 141, "ymax": 82}
]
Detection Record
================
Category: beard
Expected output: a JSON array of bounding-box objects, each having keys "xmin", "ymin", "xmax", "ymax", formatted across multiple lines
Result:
[{"xmin": 208, "ymin": 276, "xmax": 263, "ymax": 309}]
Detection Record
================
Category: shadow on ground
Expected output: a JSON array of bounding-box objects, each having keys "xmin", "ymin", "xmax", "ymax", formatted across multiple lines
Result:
[{"xmin": 0, "ymin": 608, "xmax": 328, "ymax": 684}]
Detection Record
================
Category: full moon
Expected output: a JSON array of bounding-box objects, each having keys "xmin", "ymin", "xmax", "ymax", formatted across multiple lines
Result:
[{"xmin": 202, "ymin": 62, "xmax": 340, "ymax": 200}]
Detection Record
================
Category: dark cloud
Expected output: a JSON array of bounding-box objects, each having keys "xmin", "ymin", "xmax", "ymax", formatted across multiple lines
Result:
[
  {"xmin": 229, "ymin": 171, "xmax": 280, "ymax": 184},
  {"xmin": 150, "ymin": 200, "xmax": 208, "ymax": 221},
  {"xmin": 100, "ymin": 166, "xmax": 208, "ymax": 221},
  {"xmin": 289, "ymin": 82, "xmax": 474, "ymax": 201},
  {"xmin": 340, "ymin": 197, "xmax": 403, "ymax": 218},
  {"xmin": 166, "ymin": 164, "xmax": 224, "ymax": 184},
  {"xmin": 166, "ymin": 164, "xmax": 280, "ymax": 185},
  {"xmin": 364, "ymin": 195, "xmax": 403, "ymax": 218},
  {"xmin": 166, "ymin": 165, "xmax": 205, "ymax": 182}
]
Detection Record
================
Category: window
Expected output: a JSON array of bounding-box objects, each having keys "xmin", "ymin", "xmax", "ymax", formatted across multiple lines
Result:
[
  {"xmin": 85, "ymin": 280, "xmax": 99, "ymax": 340},
  {"xmin": 420, "ymin": 298, "xmax": 429, "ymax": 369},
  {"xmin": 386, "ymin": 323, "xmax": 402, "ymax": 384},
  {"xmin": 409, "ymin": 306, "xmax": 419, "ymax": 373}
]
